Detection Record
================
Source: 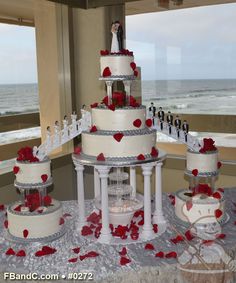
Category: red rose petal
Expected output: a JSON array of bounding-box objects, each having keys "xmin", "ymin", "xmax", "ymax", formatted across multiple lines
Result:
[
  {"xmin": 119, "ymin": 247, "xmax": 127, "ymax": 256},
  {"xmin": 113, "ymin": 133, "xmax": 124, "ymax": 142},
  {"xmin": 137, "ymin": 154, "xmax": 145, "ymax": 161},
  {"xmin": 215, "ymin": 209, "xmax": 223, "ymax": 219},
  {"xmin": 217, "ymin": 161, "xmax": 222, "ymax": 169},
  {"xmin": 217, "ymin": 233, "xmax": 226, "ymax": 239},
  {"xmin": 13, "ymin": 166, "xmax": 20, "ymax": 174},
  {"xmin": 68, "ymin": 257, "xmax": 78, "ymax": 263},
  {"xmin": 192, "ymin": 169, "xmax": 198, "ymax": 177},
  {"xmin": 74, "ymin": 147, "xmax": 81, "ymax": 155},
  {"xmin": 14, "ymin": 205, "xmax": 22, "ymax": 212},
  {"xmin": 72, "ymin": 247, "xmax": 80, "ymax": 254},
  {"xmin": 81, "ymin": 225, "xmax": 93, "ymax": 236},
  {"xmin": 165, "ymin": 251, "xmax": 177, "ymax": 258},
  {"xmin": 120, "ymin": 256, "xmax": 131, "ymax": 265},
  {"xmin": 97, "ymin": 153, "xmax": 105, "ymax": 161},
  {"xmin": 130, "ymin": 62, "xmax": 136, "ymax": 70},
  {"xmin": 108, "ymin": 104, "xmax": 116, "ymax": 111},
  {"xmin": 16, "ymin": 250, "xmax": 26, "ymax": 257},
  {"xmin": 86, "ymin": 251, "xmax": 99, "ymax": 258},
  {"xmin": 130, "ymin": 232, "xmax": 139, "ymax": 240},
  {"xmin": 59, "ymin": 217, "xmax": 65, "ymax": 225},
  {"xmin": 212, "ymin": 192, "xmax": 222, "ymax": 199},
  {"xmin": 90, "ymin": 125, "xmax": 97, "ymax": 133},
  {"xmin": 90, "ymin": 102, "xmax": 98, "ymax": 108},
  {"xmin": 41, "ymin": 174, "xmax": 48, "ymax": 183},
  {"xmin": 151, "ymin": 147, "xmax": 158, "ymax": 157},
  {"xmin": 102, "ymin": 67, "xmax": 111, "ymax": 77},
  {"xmin": 35, "ymin": 250, "xmax": 46, "ymax": 257},
  {"xmin": 133, "ymin": 119, "xmax": 142, "ymax": 128},
  {"xmin": 4, "ymin": 220, "xmax": 8, "ymax": 229},
  {"xmin": 185, "ymin": 230, "xmax": 194, "ymax": 241},
  {"xmin": 138, "ymin": 218, "xmax": 144, "ymax": 226},
  {"xmin": 145, "ymin": 243, "xmax": 155, "ymax": 250},
  {"xmin": 155, "ymin": 251, "xmax": 164, "ymax": 258},
  {"xmin": 6, "ymin": 248, "xmax": 15, "ymax": 255},
  {"xmin": 145, "ymin": 119, "xmax": 152, "ymax": 128},
  {"xmin": 42, "ymin": 246, "xmax": 57, "ymax": 255},
  {"xmin": 23, "ymin": 229, "xmax": 29, "ymax": 238},
  {"xmin": 43, "ymin": 195, "xmax": 52, "ymax": 206},
  {"xmin": 153, "ymin": 224, "xmax": 158, "ymax": 233}
]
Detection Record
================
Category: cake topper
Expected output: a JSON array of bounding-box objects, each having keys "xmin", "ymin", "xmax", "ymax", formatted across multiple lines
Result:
[{"xmin": 111, "ymin": 21, "xmax": 123, "ymax": 52}]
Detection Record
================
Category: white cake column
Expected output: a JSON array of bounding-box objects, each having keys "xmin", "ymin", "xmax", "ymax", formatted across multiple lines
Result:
[
  {"xmin": 94, "ymin": 167, "xmax": 100, "ymax": 198},
  {"xmin": 105, "ymin": 81, "xmax": 113, "ymax": 106},
  {"xmin": 130, "ymin": 166, "xmax": 136, "ymax": 198},
  {"xmin": 96, "ymin": 166, "xmax": 112, "ymax": 244},
  {"xmin": 141, "ymin": 163, "xmax": 155, "ymax": 240},
  {"xmin": 153, "ymin": 162, "xmax": 166, "ymax": 225},
  {"xmin": 75, "ymin": 163, "xmax": 86, "ymax": 229}
]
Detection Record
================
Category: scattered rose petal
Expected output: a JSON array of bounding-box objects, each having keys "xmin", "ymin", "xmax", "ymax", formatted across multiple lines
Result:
[
  {"xmin": 43, "ymin": 195, "xmax": 52, "ymax": 206},
  {"xmin": 120, "ymin": 256, "xmax": 131, "ymax": 265},
  {"xmin": 185, "ymin": 230, "xmax": 194, "ymax": 241},
  {"xmin": 217, "ymin": 233, "xmax": 226, "ymax": 239},
  {"xmin": 90, "ymin": 102, "xmax": 98, "ymax": 108},
  {"xmin": 72, "ymin": 247, "xmax": 80, "ymax": 254},
  {"xmin": 96, "ymin": 153, "xmax": 105, "ymax": 161},
  {"xmin": 119, "ymin": 247, "xmax": 127, "ymax": 256},
  {"xmin": 151, "ymin": 147, "xmax": 158, "ymax": 157},
  {"xmin": 145, "ymin": 243, "xmax": 155, "ymax": 250},
  {"xmin": 6, "ymin": 248, "xmax": 15, "ymax": 255},
  {"xmin": 155, "ymin": 251, "xmax": 164, "ymax": 258},
  {"xmin": 212, "ymin": 192, "xmax": 222, "ymax": 199},
  {"xmin": 14, "ymin": 205, "xmax": 21, "ymax": 212},
  {"xmin": 59, "ymin": 217, "xmax": 65, "ymax": 225},
  {"xmin": 68, "ymin": 257, "xmax": 78, "ymax": 263},
  {"xmin": 81, "ymin": 226, "xmax": 93, "ymax": 236},
  {"xmin": 130, "ymin": 233, "xmax": 139, "ymax": 240},
  {"xmin": 153, "ymin": 224, "xmax": 158, "ymax": 233},
  {"xmin": 130, "ymin": 62, "xmax": 136, "ymax": 70},
  {"xmin": 165, "ymin": 251, "xmax": 177, "ymax": 258},
  {"xmin": 16, "ymin": 250, "xmax": 26, "ymax": 257}
]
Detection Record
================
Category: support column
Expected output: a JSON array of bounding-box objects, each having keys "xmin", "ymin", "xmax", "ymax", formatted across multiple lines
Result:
[
  {"xmin": 75, "ymin": 163, "xmax": 86, "ymax": 229},
  {"xmin": 141, "ymin": 164, "xmax": 155, "ymax": 240},
  {"xmin": 105, "ymin": 81, "xmax": 113, "ymax": 105},
  {"xmin": 130, "ymin": 167, "xmax": 136, "ymax": 199},
  {"xmin": 153, "ymin": 162, "xmax": 166, "ymax": 225},
  {"xmin": 94, "ymin": 167, "xmax": 100, "ymax": 198},
  {"xmin": 97, "ymin": 166, "xmax": 112, "ymax": 244}
]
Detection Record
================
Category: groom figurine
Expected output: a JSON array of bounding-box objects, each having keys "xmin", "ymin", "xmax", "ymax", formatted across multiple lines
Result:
[
  {"xmin": 174, "ymin": 115, "xmax": 181, "ymax": 138},
  {"xmin": 157, "ymin": 107, "xmax": 165, "ymax": 130},
  {"xmin": 182, "ymin": 120, "xmax": 189, "ymax": 142},
  {"xmin": 166, "ymin": 111, "xmax": 173, "ymax": 135}
]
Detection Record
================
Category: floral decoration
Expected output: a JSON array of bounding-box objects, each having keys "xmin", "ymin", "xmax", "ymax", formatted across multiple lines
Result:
[
  {"xmin": 17, "ymin": 146, "xmax": 39, "ymax": 162},
  {"xmin": 199, "ymin": 138, "xmax": 217, "ymax": 153}
]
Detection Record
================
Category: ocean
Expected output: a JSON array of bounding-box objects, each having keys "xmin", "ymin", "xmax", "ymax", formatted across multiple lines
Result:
[
  {"xmin": 0, "ymin": 80, "xmax": 236, "ymax": 147},
  {"xmin": 142, "ymin": 79, "xmax": 236, "ymax": 115}
]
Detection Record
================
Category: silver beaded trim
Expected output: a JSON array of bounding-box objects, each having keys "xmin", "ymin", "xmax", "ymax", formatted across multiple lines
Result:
[
  {"xmin": 187, "ymin": 149, "xmax": 218, "ymax": 155},
  {"xmin": 99, "ymin": 75, "xmax": 136, "ymax": 81},
  {"xmin": 14, "ymin": 177, "xmax": 53, "ymax": 189},
  {"xmin": 176, "ymin": 188, "xmax": 225, "ymax": 203},
  {"xmin": 185, "ymin": 170, "xmax": 219, "ymax": 177},
  {"xmin": 16, "ymin": 157, "xmax": 50, "ymax": 164},
  {"xmin": 83, "ymin": 128, "xmax": 156, "ymax": 136},
  {"xmin": 94, "ymin": 105, "xmax": 146, "ymax": 110}
]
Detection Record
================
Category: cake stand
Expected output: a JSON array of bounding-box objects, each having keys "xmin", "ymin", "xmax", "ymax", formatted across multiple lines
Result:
[{"xmin": 72, "ymin": 149, "xmax": 167, "ymax": 244}]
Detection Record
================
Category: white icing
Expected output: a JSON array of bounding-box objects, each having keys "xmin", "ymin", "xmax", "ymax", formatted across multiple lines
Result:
[
  {"xmin": 100, "ymin": 55, "xmax": 134, "ymax": 77},
  {"xmin": 175, "ymin": 190, "xmax": 225, "ymax": 223},
  {"xmin": 15, "ymin": 159, "xmax": 51, "ymax": 184},
  {"xmin": 186, "ymin": 150, "xmax": 218, "ymax": 173},
  {"xmin": 92, "ymin": 107, "xmax": 146, "ymax": 131},
  {"xmin": 82, "ymin": 131, "xmax": 156, "ymax": 158},
  {"xmin": 7, "ymin": 200, "xmax": 62, "ymax": 239}
]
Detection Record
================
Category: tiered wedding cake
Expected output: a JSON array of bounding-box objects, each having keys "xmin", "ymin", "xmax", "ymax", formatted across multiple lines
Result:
[
  {"xmin": 7, "ymin": 147, "xmax": 63, "ymax": 240},
  {"xmin": 175, "ymin": 138, "xmax": 225, "ymax": 223}
]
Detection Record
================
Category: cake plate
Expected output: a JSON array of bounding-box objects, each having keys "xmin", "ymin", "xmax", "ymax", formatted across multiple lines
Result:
[{"xmin": 72, "ymin": 149, "xmax": 168, "ymax": 244}]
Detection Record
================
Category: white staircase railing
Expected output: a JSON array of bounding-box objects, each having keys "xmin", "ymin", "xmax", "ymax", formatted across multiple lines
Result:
[
  {"xmin": 33, "ymin": 111, "xmax": 91, "ymax": 161},
  {"xmin": 152, "ymin": 117, "xmax": 202, "ymax": 152}
]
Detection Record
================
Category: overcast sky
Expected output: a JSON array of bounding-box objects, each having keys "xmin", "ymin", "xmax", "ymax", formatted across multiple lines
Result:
[
  {"xmin": 126, "ymin": 3, "xmax": 236, "ymax": 80},
  {"xmin": 0, "ymin": 24, "xmax": 37, "ymax": 84}
]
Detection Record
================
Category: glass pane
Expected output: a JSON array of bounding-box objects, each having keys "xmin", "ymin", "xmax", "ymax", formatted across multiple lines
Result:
[
  {"xmin": 126, "ymin": 3, "xmax": 236, "ymax": 116},
  {"xmin": 0, "ymin": 23, "xmax": 39, "ymax": 116}
]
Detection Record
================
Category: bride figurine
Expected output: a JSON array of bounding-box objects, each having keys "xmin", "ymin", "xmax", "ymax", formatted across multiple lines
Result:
[{"xmin": 111, "ymin": 21, "xmax": 123, "ymax": 52}]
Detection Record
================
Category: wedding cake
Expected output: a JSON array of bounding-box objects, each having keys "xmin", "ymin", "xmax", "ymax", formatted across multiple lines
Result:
[
  {"xmin": 175, "ymin": 138, "xmax": 225, "ymax": 224},
  {"xmin": 7, "ymin": 147, "xmax": 63, "ymax": 240}
]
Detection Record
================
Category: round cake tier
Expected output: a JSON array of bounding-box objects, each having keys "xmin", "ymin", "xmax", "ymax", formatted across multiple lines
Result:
[
  {"xmin": 100, "ymin": 54, "xmax": 134, "ymax": 77},
  {"xmin": 82, "ymin": 129, "xmax": 156, "ymax": 158},
  {"xmin": 186, "ymin": 150, "xmax": 218, "ymax": 174},
  {"xmin": 175, "ymin": 189, "xmax": 225, "ymax": 224},
  {"xmin": 92, "ymin": 106, "xmax": 146, "ymax": 131},
  {"xmin": 7, "ymin": 199, "xmax": 62, "ymax": 239},
  {"xmin": 15, "ymin": 158, "xmax": 51, "ymax": 185}
]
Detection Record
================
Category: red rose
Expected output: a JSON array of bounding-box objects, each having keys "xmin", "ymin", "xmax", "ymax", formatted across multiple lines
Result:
[
  {"xmin": 23, "ymin": 229, "xmax": 29, "ymax": 238},
  {"xmin": 145, "ymin": 119, "xmax": 152, "ymax": 127},
  {"xmin": 90, "ymin": 125, "xmax": 97, "ymax": 133},
  {"xmin": 6, "ymin": 248, "xmax": 15, "ymax": 255},
  {"xmin": 145, "ymin": 243, "xmax": 155, "ymax": 250},
  {"xmin": 41, "ymin": 174, "xmax": 48, "ymax": 183},
  {"xmin": 108, "ymin": 104, "xmax": 116, "ymax": 111},
  {"xmin": 120, "ymin": 256, "xmax": 131, "ymax": 265},
  {"xmin": 81, "ymin": 226, "xmax": 93, "ymax": 236},
  {"xmin": 16, "ymin": 250, "xmax": 26, "ymax": 257},
  {"xmin": 119, "ymin": 247, "xmax": 127, "ymax": 256},
  {"xmin": 137, "ymin": 154, "xmax": 145, "ymax": 161},
  {"xmin": 165, "ymin": 251, "xmax": 177, "ymax": 258},
  {"xmin": 13, "ymin": 166, "xmax": 20, "ymax": 174},
  {"xmin": 133, "ymin": 119, "xmax": 142, "ymax": 128},
  {"xmin": 212, "ymin": 192, "xmax": 222, "ymax": 199},
  {"xmin": 134, "ymin": 70, "xmax": 138, "ymax": 77},
  {"xmin": 130, "ymin": 62, "xmax": 136, "ymax": 70},
  {"xmin": 151, "ymin": 147, "xmax": 158, "ymax": 157},
  {"xmin": 74, "ymin": 147, "xmax": 81, "ymax": 155},
  {"xmin": 215, "ymin": 209, "xmax": 223, "ymax": 219},
  {"xmin": 43, "ymin": 195, "xmax": 52, "ymax": 206},
  {"xmin": 155, "ymin": 251, "xmax": 164, "ymax": 258},
  {"xmin": 192, "ymin": 169, "xmax": 198, "ymax": 177}
]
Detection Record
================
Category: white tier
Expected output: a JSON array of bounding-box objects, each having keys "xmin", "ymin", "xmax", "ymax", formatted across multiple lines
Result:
[
  {"xmin": 7, "ymin": 200, "xmax": 62, "ymax": 239},
  {"xmin": 175, "ymin": 189, "xmax": 225, "ymax": 224},
  {"xmin": 186, "ymin": 150, "xmax": 218, "ymax": 173},
  {"xmin": 82, "ymin": 130, "xmax": 156, "ymax": 158},
  {"xmin": 15, "ymin": 158, "xmax": 51, "ymax": 185},
  {"xmin": 100, "ymin": 55, "xmax": 134, "ymax": 77},
  {"xmin": 92, "ymin": 107, "xmax": 146, "ymax": 131}
]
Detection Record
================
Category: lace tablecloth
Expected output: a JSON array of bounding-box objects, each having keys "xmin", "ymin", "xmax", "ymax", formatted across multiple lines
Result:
[{"xmin": 0, "ymin": 190, "xmax": 236, "ymax": 283}]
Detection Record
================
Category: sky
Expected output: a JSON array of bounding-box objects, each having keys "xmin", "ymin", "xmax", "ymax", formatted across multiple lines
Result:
[
  {"xmin": 126, "ymin": 3, "xmax": 236, "ymax": 80},
  {"xmin": 0, "ymin": 24, "xmax": 37, "ymax": 84}
]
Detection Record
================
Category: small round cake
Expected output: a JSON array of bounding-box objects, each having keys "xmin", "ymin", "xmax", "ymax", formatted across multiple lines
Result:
[
  {"xmin": 14, "ymin": 158, "xmax": 51, "ymax": 185},
  {"xmin": 100, "ymin": 54, "xmax": 135, "ymax": 78},
  {"xmin": 7, "ymin": 200, "xmax": 63, "ymax": 239},
  {"xmin": 175, "ymin": 189, "xmax": 225, "ymax": 223},
  {"xmin": 186, "ymin": 150, "xmax": 218, "ymax": 174}
]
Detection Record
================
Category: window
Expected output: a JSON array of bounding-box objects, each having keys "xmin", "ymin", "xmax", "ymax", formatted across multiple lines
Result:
[
  {"xmin": 126, "ymin": 3, "xmax": 236, "ymax": 152},
  {"xmin": 0, "ymin": 23, "xmax": 40, "ymax": 151}
]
